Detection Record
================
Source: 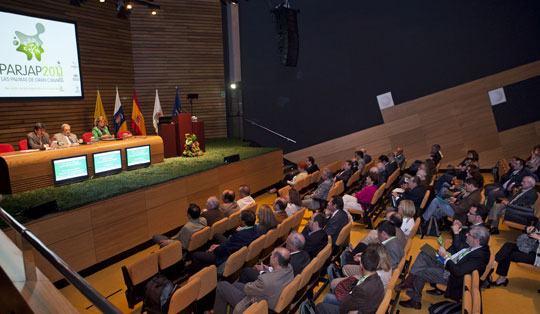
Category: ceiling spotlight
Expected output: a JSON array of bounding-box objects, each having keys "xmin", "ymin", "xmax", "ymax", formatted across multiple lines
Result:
[
  {"xmin": 126, "ymin": 2, "xmax": 133, "ymax": 9},
  {"xmin": 231, "ymin": 0, "xmax": 239, "ymax": 4},
  {"xmin": 230, "ymin": 83, "xmax": 237, "ymax": 90},
  {"xmin": 151, "ymin": 9, "xmax": 157, "ymax": 15},
  {"xmin": 99, "ymin": 0, "xmax": 105, "ymax": 3}
]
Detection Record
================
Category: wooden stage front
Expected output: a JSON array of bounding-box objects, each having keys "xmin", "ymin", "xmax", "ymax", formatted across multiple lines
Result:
[{"xmin": 3, "ymin": 149, "xmax": 283, "ymax": 282}]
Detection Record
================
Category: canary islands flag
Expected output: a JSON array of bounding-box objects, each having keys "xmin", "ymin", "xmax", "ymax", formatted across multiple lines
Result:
[
  {"xmin": 131, "ymin": 90, "xmax": 146, "ymax": 135},
  {"xmin": 113, "ymin": 87, "xmax": 128, "ymax": 134}
]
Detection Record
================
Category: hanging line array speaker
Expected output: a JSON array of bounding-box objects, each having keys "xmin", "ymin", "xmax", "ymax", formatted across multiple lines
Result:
[{"xmin": 272, "ymin": 7, "xmax": 300, "ymax": 67}]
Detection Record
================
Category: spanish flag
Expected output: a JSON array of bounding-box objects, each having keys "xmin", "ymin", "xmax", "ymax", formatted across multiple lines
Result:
[
  {"xmin": 94, "ymin": 90, "xmax": 108, "ymax": 126},
  {"xmin": 131, "ymin": 90, "xmax": 146, "ymax": 135}
]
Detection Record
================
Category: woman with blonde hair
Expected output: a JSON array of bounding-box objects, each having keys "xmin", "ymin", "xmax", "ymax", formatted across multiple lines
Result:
[
  {"xmin": 256, "ymin": 204, "xmax": 277, "ymax": 234},
  {"xmin": 398, "ymin": 200, "xmax": 416, "ymax": 237},
  {"xmin": 92, "ymin": 116, "xmax": 113, "ymax": 140}
]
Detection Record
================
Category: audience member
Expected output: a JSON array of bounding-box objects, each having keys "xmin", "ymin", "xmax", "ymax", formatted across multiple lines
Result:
[
  {"xmin": 386, "ymin": 153, "xmax": 399, "ymax": 176},
  {"xmin": 302, "ymin": 168, "xmax": 334, "ymax": 211},
  {"xmin": 273, "ymin": 197, "xmax": 288, "ymax": 224},
  {"xmin": 377, "ymin": 220, "xmax": 404, "ymax": 269},
  {"xmin": 152, "ymin": 203, "xmax": 207, "ymax": 249},
  {"xmin": 360, "ymin": 148, "xmax": 372, "ymax": 164},
  {"xmin": 484, "ymin": 157, "xmax": 527, "ymax": 211},
  {"xmin": 256, "ymin": 205, "xmax": 277, "ymax": 234},
  {"xmin": 269, "ymin": 162, "xmax": 308, "ymax": 194},
  {"xmin": 430, "ymin": 144, "xmax": 443, "ymax": 166},
  {"xmin": 486, "ymin": 176, "xmax": 537, "ymax": 234},
  {"xmin": 342, "ymin": 173, "xmax": 379, "ymax": 213},
  {"xmin": 394, "ymin": 175, "xmax": 425, "ymax": 208},
  {"xmin": 422, "ymin": 177, "xmax": 482, "ymax": 224},
  {"xmin": 237, "ymin": 185, "xmax": 255, "ymax": 210},
  {"xmin": 397, "ymin": 226, "xmax": 490, "ymax": 310},
  {"xmin": 52, "ymin": 123, "xmax": 79, "ymax": 147},
  {"xmin": 316, "ymin": 247, "xmax": 384, "ymax": 314},
  {"xmin": 27, "ymin": 122, "xmax": 50, "ymax": 149},
  {"xmin": 302, "ymin": 212, "xmax": 328, "ymax": 258},
  {"xmin": 324, "ymin": 195, "xmax": 349, "ymax": 245},
  {"xmin": 525, "ymin": 144, "xmax": 540, "ymax": 177},
  {"xmin": 201, "ymin": 196, "xmax": 225, "ymax": 226},
  {"xmin": 488, "ymin": 220, "xmax": 540, "ymax": 287},
  {"xmin": 398, "ymin": 200, "xmax": 416, "ymax": 238},
  {"xmin": 191, "ymin": 210, "xmax": 259, "ymax": 272},
  {"xmin": 335, "ymin": 160, "xmax": 354, "ymax": 184},
  {"xmin": 376, "ymin": 162, "xmax": 388, "ymax": 187},
  {"xmin": 306, "ymin": 156, "xmax": 320, "ymax": 174},
  {"xmin": 387, "ymin": 211, "xmax": 407, "ymax": 247},
  {"xmin": 213, "ymin": 247, "xmax": 293, "ymax": 314},
  {"xmin": 285, "ymin": 188, "xmax": 302, "ymax": 216},
  {"xmin": 219, "ymin": 190, "xmax": 240, "ymax": 217},
  {"xmin": 395, "ymin": 147, "xmax": 405, "ymax": 168},
  {"xmin": 352, "ymin": 150, "xmax": 366, "ymax": 174}
]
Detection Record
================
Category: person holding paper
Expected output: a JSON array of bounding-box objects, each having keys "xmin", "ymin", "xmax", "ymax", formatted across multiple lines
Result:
[
  {"xmin": 397, "ymin": 225, "xmax": 490, "ymax": 310},
  {"xmin": 52, "ymin": 124, "xmax": 79, "ymax": 147}
]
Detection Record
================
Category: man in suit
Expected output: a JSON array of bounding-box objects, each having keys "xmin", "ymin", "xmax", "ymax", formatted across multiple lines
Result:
[
  {"xmin": 306, "ymin": 156, "xmax": 320, "ymax": 175},
  {"xmin": 398, "ymin": 225, "xmax": 491, "ymax": 310},
  {"xmin": 219, "ymin": 190, "xmax": 240, "ymax": 217},
  {"xmin": 27, "ymin": 122, "xmax": 50, "ymax": 149},
  {"xmin": 487, "ymin": 176, "xmax": 538, "ymax": 234},
  {"xmin": 273, "ymin": 197, "xmax": 288, "ymax": 224},
  {"xmin": 324, "ymin": 195, "xmax": 349, "ymax": 246},
  {"xmin": 376, "ymin": 162, "xmax": 388, "ymax": 187},
  {"xmin": 302, "ymin": 168, "xmax": 334, "ymax": 211},
  {"xmin": 395, "ymin": 147, "xmax": 405, "ymax": 169},
  {"xmin": 430, "ymin": 144, "xmax": 443, "ymax": 166},
  {"xmin": 360, "ymin": 148, "xmax": 372, "ymax": 164},
  {"xmin": 52, "ymin": 124, "xmax": 79, "ymax": 147},
  {"xmin": 425, "ymin": 204, "xmax": 488, "ymax": 296},
  {"xmin": 152, "ymin": 203, "xmax": 207, "ymax": 250},
  {"xmin": 335, "ymin": 160, "xmax": 354, "ymax": 184},
  {"xmin": 484, "ymin": 157, "xmax": 528, "ymax": 211},
  {"xmin": 302, "ymin": 212, "xmax": 328, "ymax": 258},
  {"xmin": 316, "ymin": 247, "xmax": 385, "ymax": 314},
  {"xmin": 422, "ymin": 177, "xmax": 482, "ymax": 224},
  {"xmin": 201, "ymin": 196, "xmax": 225, "ymax": 226},
  {"xmin": 240, "ymin": 231, "xmax": 310, "ymax": 283},
  {"xmin": 352, "ymin": 150, "xmax": 366, "ymax": 174},
  {"xmin": 386, "ymin": 153, "xmax": 399, "ymax": 176},
  {"xmin": 393, "ymin": 176, "xmax": 425, "ymax": 208},
  {"xmin": 377, "ymin": 220, "xmax": 404, "ymax": 269},
  {"xmin": 213, "ymin": 247, "xmax": 294, "ymax": 314},
  {"xmin": 191, "ymin": 210, "xmax": 260, "ymax": 273}
]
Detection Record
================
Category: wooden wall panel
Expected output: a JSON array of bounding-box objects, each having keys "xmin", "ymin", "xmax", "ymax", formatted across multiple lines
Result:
[
  {"xmin": 0, "ymin": 0, "xmax": 226, "ymax": 149},
  {"xmin": 285, "ymin": 61, "xmax": 540, "ymax": 169}
]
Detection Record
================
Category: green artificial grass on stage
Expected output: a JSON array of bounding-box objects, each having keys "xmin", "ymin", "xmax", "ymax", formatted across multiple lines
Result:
[{"xmin": 0, "ymin": 138, "xmax": 278, "ymax": 223}]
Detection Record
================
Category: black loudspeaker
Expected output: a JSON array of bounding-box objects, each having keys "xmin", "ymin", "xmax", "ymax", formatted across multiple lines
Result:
[
  {"xmin": 23, "ymin": 200, "xmax": 58, "ymax": 220},
  {"xmin": 272, "ymin": 7, "xmax": 299, "ymax": 67},
  {"xmin": 224, "ymin": 154, "xmax": 240, "ymax": 164}
]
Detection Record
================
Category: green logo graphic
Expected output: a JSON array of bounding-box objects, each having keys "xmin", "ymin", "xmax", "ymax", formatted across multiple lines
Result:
[{"xmin": 13, "ymin": 23, "xmax": 45, "ymax": 61}]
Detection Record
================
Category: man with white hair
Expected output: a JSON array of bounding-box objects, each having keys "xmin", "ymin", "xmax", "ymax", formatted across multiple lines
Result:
[
  {"xmin": 486, "ymin": 176, "xmax": 538, "ymax": 234},
  {"xmin": 302, "ymin": 168, "xmax": 334, "ymax": 211},
  {"xmin": 202, "ymin": 196, "xmax": 225, "ymax": 226},
  {"xmin": 53, "ymin": 123, "xmax": 79, "ymax": 146}
]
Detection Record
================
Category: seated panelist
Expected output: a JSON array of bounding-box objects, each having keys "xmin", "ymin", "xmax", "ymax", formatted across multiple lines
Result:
[
  {"xmin": 53, "ymin": 124, "xmax": 80, "ymax": 147},
  {"xmin": 92, "ymin": 116, "xmax": 114, "ymax": 140},
  {"xmin": 26, "ymin": 122, "xmax": 50, "ymax": 149}
]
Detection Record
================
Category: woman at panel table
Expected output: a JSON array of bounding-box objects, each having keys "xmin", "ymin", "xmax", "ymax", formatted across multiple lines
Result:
[{"xmin": 92, "ymin": 116, "xmax": 114, "ymax": 140}]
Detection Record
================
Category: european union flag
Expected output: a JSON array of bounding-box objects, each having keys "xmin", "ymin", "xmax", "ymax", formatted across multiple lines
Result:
[{"xmin": 172, "ymin": 87, "xmax": 182, "ymax": 118}]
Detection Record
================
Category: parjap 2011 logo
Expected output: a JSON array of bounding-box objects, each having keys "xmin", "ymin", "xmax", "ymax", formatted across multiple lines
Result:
[{"xmin": 13, "ymin": 23, "xmax": 45, "ymax": 61}]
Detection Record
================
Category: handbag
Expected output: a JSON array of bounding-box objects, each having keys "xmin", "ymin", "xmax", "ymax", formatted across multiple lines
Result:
[
  {"xmin": 334, "ymin": 276, "xmax": 358, "ymax": 302},
  {"xmin": 504, "ymin": 203, "xmax": 537, "ymax": 226},
  {"xmin": 516, "ymin": 233, "xmax": 538, "ymax": 254}
]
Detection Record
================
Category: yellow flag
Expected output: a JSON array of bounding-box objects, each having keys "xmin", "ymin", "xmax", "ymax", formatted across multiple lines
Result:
[{"xmin": 94, "ymin": 90, "xmax": 108, "ymax": 126}]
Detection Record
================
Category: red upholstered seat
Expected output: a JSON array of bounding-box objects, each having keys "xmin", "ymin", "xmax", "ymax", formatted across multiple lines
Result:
[
  {"xmin": 82, "ymin": 132, "xmax": 93, "ymax": 143},
  {"xmin": 18, "ymin": 139, "xmax": 28, "ymax": 151},
  {"xmin": 117, "ymin": 130, "xmax": 133, "ymax": 138},
  {"xmin": 0, "ymin": 144, "xmax": 15, "ymax": 153}
]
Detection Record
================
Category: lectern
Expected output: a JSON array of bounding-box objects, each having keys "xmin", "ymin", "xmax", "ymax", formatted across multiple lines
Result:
[{"xmin": 158, "ymin": 122, "xmax": 177, "ymax": 158}]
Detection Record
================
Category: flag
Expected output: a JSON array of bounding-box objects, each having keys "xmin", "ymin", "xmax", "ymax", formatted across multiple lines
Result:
[
  {"xmin": 94, "ymin": 90, "xmax": 108, "ymax": 126},
  {"xmin": 153, "ymin": 89, "xmax": 163, "ymax": 134},
  {"xmin": 113, "ymin": 87, "xmax": 128, "ymax": 134},
  {"xmin": 172, "ymin": 87, "xmax": 182, "ymax": 118},
  {"xmin": 131, "ymin": 90, "xmax": 146, "ymax": 135}
]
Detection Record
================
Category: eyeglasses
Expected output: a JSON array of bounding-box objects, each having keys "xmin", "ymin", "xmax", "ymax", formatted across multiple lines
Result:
[{"xmin": 467, "ymin": 212, "xmax": 478, "ymax": 216}]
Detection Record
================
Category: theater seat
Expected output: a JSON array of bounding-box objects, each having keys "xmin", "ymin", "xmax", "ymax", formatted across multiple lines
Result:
[
  {"xmin": 18, "ymin": 139, "xmax": 28, "ymax": 150},
  {"xmin": 0, "ymin": 144, "xmax": 15, "ymax": 153},
  {"xmin": 82, "ymin": 132, "xmax": 93, "ymax": 143}
]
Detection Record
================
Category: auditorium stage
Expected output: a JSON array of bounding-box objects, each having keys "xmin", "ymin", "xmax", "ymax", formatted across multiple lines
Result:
[{"xmin": 1, "ymin": 138, "xmax": 282, "ymax": 282}]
